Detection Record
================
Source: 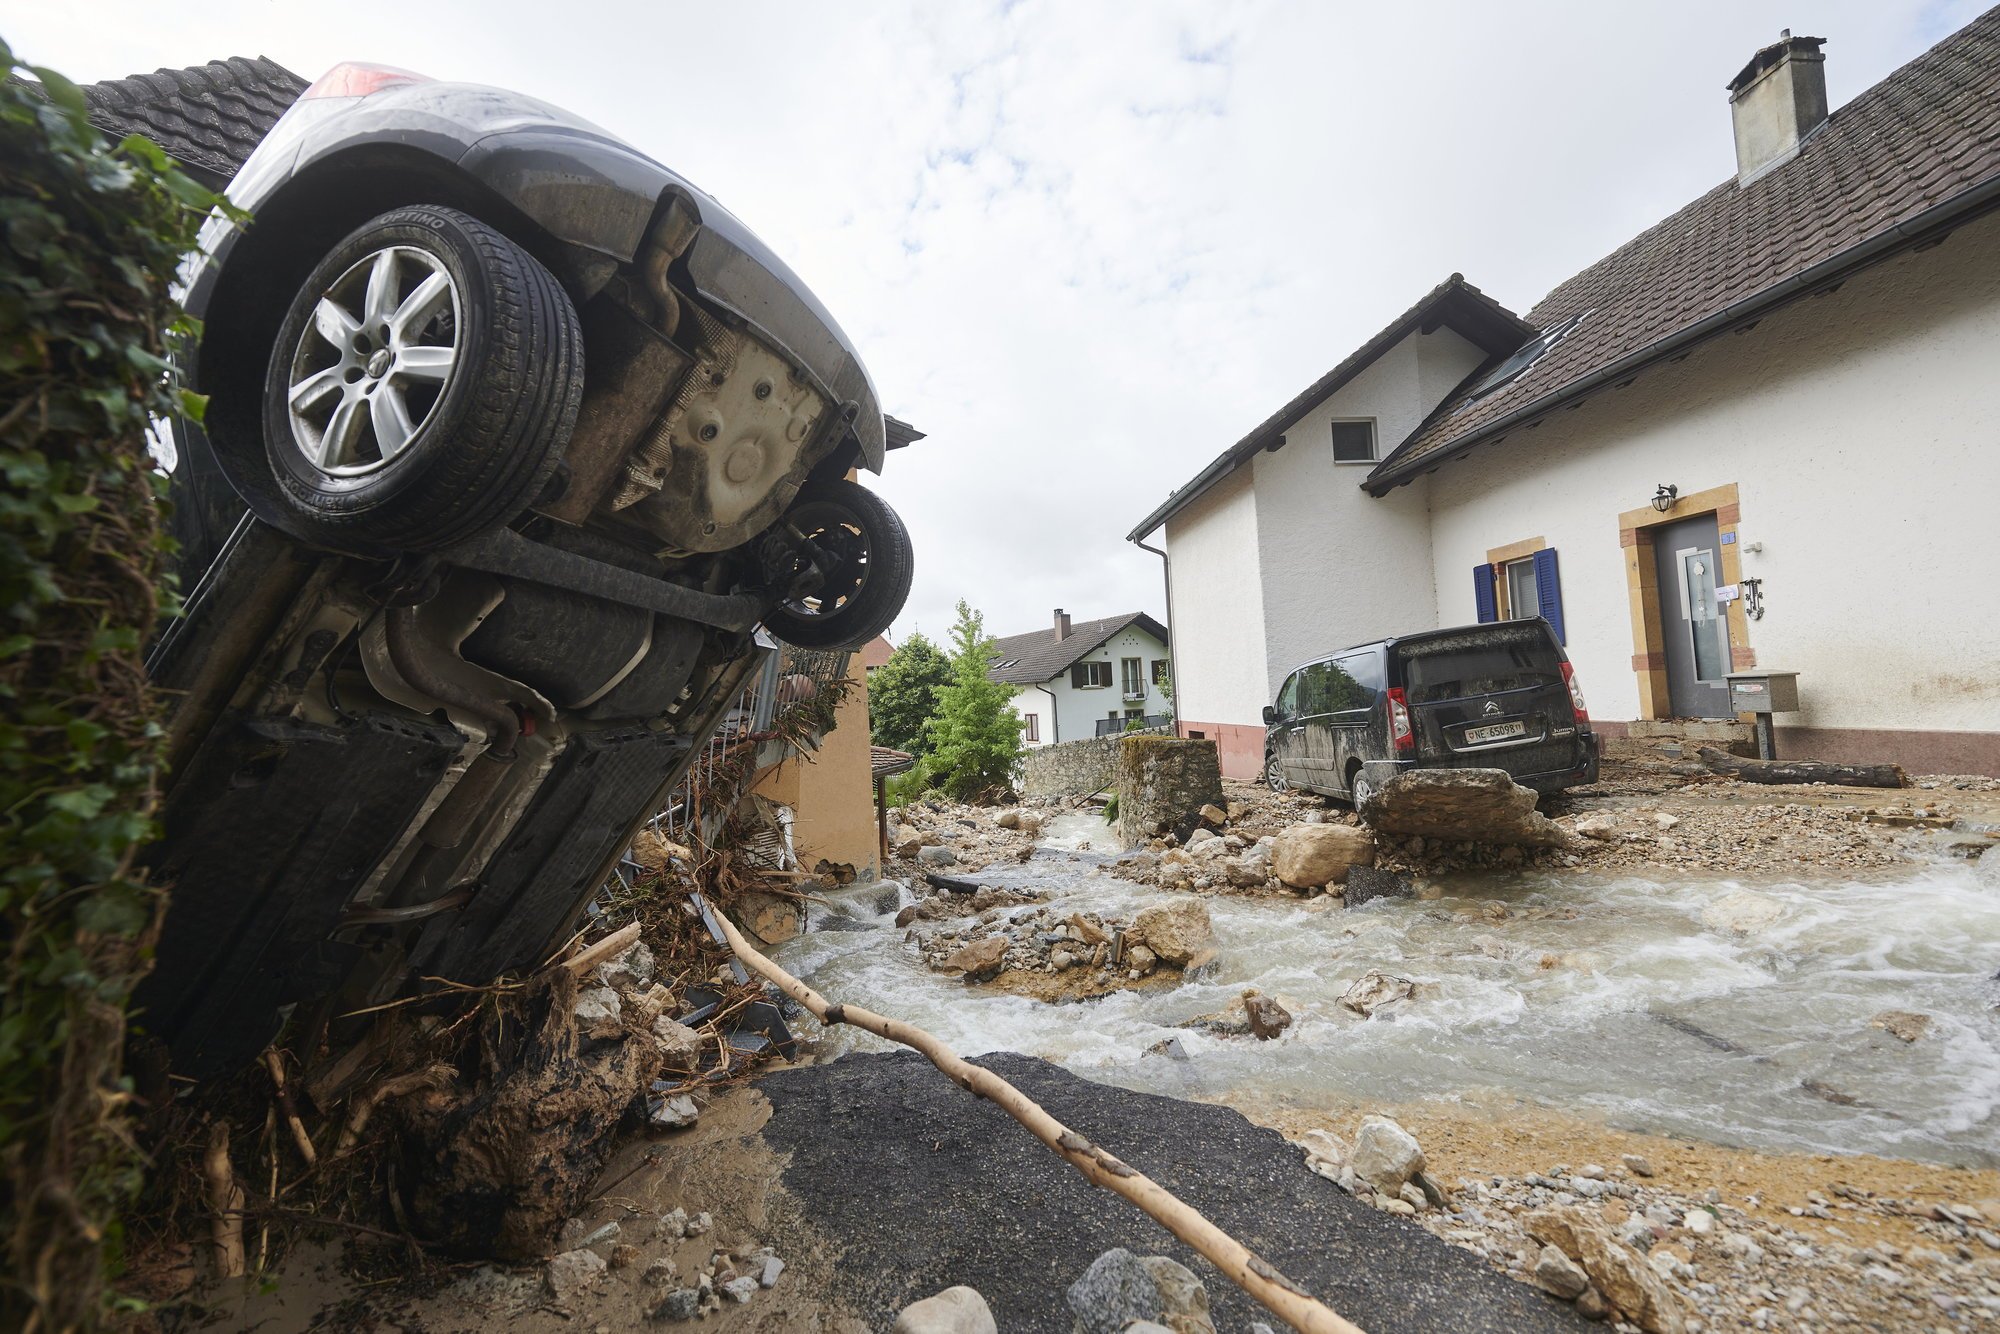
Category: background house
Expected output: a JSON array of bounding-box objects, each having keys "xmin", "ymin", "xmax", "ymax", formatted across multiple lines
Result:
[
  {"xmin": 988, "ymin": 610, "xmax": 1171, "ymax": 746},
  {"xmin": 1133, "ymin": 18, "xmax": 2000, "ymax": 779}
]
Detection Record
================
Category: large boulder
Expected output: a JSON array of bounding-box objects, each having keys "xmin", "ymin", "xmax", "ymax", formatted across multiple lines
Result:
[
  {"xmin": 943, "ymin": 936, "xmax": 1008, "ymax": 981},
  {"xmin": 1526, "ymin": 1207, "xmax": 1686, "ymax": 1333},
  {"xmin": 1363, "ymin": 769, "xmax": 1579, "ymax": 848},
  {"xmin": 1065, "ymin": 1248, "xmax": 1214, "ymax": 1334},
  {"xmin": 1700, "ymin": 888, "xmax": 1785, "ymax": 934},
  {"xmin": 1130, "ymin": 899, "xmax": 1214, "ymax": 967},
  {"xmin": 1349, "ymin": 1115, "xmax": 1425, "ymax": 1195},
  {"xmin": 894, "ymin": 1286, "xmax": 998, "ymax": 1334},
  {"xmin": 1270, "ymin": 824, "xmax": 1375, "ymax": 888}
]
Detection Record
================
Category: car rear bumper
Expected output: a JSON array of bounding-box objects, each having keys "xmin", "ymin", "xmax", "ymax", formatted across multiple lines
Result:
[{"xmin": 1364, "ymin": 730, "xmax": 1599, "ymax": 793}]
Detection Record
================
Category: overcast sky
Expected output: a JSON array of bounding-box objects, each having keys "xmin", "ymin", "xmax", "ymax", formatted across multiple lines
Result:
[{"xmin": 7, "ymin": 1, "xmax": 1982, "ymax": 645}]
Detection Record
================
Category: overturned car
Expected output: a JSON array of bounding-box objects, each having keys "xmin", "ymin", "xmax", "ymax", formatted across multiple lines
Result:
[{"xmin": 113, "ymin": 61, "xmax": 913, "ymax": 1074}]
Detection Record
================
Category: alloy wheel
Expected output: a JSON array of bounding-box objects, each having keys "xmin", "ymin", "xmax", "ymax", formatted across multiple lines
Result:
[{"xmin": 285, "ymin": 245, "xmax": 460, "ymax": 476}]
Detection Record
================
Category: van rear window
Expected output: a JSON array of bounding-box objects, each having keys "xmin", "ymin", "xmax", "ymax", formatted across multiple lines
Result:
[{"xmin": 1398, "ymin": 627, "xmax": 1559, "ymax": 704}]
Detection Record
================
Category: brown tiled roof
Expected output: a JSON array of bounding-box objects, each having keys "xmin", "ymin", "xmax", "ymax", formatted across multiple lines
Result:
[
  {"xmin": 80, "ymin": 56, "xmax": 308, "ymax": 191},
  {"xmin": 870, "ymin": 746, "xmax": 917, "ymax": 778},
  {"xmin": 986, "ymin": 612, "xmax": 1168, "ymax": 686},
  {"xmin": 1368, "ymin": 9, "xmax": 2000, "ymax": 492},
  {"xmin": 1126, "ymin": 275, "xmax": 1533, "ymax": 540}
]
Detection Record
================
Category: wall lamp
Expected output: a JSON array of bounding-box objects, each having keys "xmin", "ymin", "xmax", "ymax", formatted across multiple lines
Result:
[{"xmin": 1650, "ymin": 483, "xmax": 1679, "ymax": 513}]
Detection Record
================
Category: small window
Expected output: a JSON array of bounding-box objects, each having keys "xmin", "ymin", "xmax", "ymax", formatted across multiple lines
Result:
[
  {"xmin": 1150, "ymin": 659, "xmax": 1170, "ymax": 686},
  {"xmin": 1505, "ymin": 558, "xmax": 1539, "ymax": 621},
  {"xmin": 1330, "ymin": 419, "xmax": 1376, "ymax": 464},
  {"xmin": 1071, "ymin": 661, "xmax": 1112, "ymax": 689},
  {"xmin": 1121, "ymin": 657, "xmax": 1144, "ymax": 696},
  {"xmin": 1021, "ymin": 713, "xmax": 1039, "ymax": 742},
  {"xmin": 1276, "ymin": 672, "xmax": 1300, "ymax": 717},
  {"xmin": 1124, "ymin": 707, "xmax": 1144, "ymax": 722}
]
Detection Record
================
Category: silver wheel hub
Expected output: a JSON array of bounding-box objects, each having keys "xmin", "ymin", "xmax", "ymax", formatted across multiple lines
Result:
[{"xmin": 285, "ymin": 244, "xmax": 460, "ymax": 478}]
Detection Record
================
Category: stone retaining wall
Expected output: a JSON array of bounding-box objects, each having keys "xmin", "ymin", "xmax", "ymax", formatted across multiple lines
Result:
[
  {"xmin": 1019, "ymin": 729, "xmax": 1166, "ymax": 798},
  {"xmin": 1116, "ymin": 735, "xmax": 1223, "ymax": 845}
]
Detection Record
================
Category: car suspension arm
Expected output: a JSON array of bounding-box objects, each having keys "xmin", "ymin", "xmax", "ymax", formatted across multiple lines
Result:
[{"xmin": 441, "ymin": 527, "xmax": 765, "ymax": 632}]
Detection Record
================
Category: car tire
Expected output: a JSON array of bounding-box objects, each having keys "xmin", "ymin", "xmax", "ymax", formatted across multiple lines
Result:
[
  {"xmin": 1265, "ymin": 751, "xmax": 1289, "ymax": 792},
  {"xmin": 259, "ymin": 205, "xmax": 583, "ymax": 553},
  {"xmin": 763, "ymin": 478, "xmax": 913, "ymax": 649},
  {"xmin": 1350, "ymin": 770, "xmax": 1377, "ymax": 811}
]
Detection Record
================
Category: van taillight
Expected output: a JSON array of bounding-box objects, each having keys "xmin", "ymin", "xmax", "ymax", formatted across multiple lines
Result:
[
  {"xmin": 1560, "ymin": 662, "xmax": 1589, "ymax": 724},
  {"xmin": 302, "ymin": 62, "xmax": 433, "ymax": 100},
  {"xmin": 1386, "ymin": 687, "xmax": 1414, "ymax": 753}
]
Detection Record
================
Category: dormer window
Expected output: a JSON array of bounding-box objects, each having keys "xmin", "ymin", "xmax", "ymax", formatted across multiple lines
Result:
[{"xmin": 1464, "ymin": 312, "xmax": 1588, "ymax": 403}]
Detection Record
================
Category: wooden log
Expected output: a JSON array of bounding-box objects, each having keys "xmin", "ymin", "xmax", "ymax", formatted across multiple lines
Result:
[
  {"xmin": 1697, "ymin": 746, "xmax": 1907, "ymax": 789},
  {"xmin": 558, "ymin": 921, "xmax": 643, "ymax": 976},
  {"xmin": 204, "ymin": 1120, "xmax": 246, "ymax": 1279},
  {"xmin": 922, "ymin": 872, "xmax": 985, "ymax": 895},
  {"xmin": 264, "ymin": 1048, "xmax": 317, "ymax": 1168},
  {"xmin": 708, "ymin": 909, "xmax": 1365, "ymax": 1334}
]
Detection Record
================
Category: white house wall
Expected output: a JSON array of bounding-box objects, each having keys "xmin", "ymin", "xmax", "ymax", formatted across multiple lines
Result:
[
  {"xmin": 1424, "ymin": 209, "xmax": 2000, "ymax": 773},
  {"xmin": 1251, "ymin": 328, "xmax": 1484, "ymax": 695},
  {"xmin": 1163, "ymin": 468, "xmax": 1268, "ymax": 730}
]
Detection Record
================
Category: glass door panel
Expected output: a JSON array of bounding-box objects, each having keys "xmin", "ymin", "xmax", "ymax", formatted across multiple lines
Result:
[{"xmin": 1679, "ymin": 547, "xmax": 1727, "ymax": 683}]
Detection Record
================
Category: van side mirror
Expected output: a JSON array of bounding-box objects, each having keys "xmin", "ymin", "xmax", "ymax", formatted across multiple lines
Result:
[{"xmin": 1261, "ymin": 705, "xmax": 1278, "ymax": 725}]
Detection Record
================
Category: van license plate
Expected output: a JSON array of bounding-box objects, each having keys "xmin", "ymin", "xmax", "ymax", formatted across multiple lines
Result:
[{"xmin": 1465, "ymin": 721, "xmax": 1525, "ymax": 745}]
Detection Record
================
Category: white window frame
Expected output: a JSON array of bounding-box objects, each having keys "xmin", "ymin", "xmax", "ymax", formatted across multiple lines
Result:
[
  {"xmin": 1330, "ymin": 417, "xmax": 1378, "ymax": 465},
  {"xmin": 1504, "ymin": 556, "xmax": 1540, "ymax": 621},
  {"xmin": 1075, "ymin": 660, "xmax": 1112, "ymax": 689}
]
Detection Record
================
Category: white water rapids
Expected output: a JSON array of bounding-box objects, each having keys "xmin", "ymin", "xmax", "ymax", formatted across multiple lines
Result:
[{"xmin": 776, "ymin": 813, "xmax": 2000, "ymax": 1167}]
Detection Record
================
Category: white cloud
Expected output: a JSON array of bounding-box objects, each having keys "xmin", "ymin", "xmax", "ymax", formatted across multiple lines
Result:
[{"xmin": 8, "ymin": 0, "xmax": 1982, "ymax": 643}]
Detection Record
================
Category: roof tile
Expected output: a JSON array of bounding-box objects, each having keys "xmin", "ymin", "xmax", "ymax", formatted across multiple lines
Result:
[{"xmin": 1371, "ymin": 10, "xmax": 2000, "ymax": 487}]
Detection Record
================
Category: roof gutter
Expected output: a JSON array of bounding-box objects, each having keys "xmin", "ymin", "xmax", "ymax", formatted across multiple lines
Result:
[{"xmin": 1365, "ymin": 172, "xmax": 2000, "ymax": 495}]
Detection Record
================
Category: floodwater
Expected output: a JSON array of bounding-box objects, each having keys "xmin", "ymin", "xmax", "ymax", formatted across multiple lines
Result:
[{"xmin": 777, "ymin": 812, "xmax": 2000, "ymax": 1167}]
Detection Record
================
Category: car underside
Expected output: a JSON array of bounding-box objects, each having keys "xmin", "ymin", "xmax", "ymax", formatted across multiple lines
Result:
[{"xmin": 127, "ymin": 64, "xmax": 915, "ymax": 1076}]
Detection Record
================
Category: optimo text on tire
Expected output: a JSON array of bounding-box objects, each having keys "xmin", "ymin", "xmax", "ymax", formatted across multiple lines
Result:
[
  {"xmin": 764, "ymin": 478, "xmax": 913, "ymax": 649},
  {"xmin": 260, "ymin": 205, "xmax": 583, "ymax": 553}
]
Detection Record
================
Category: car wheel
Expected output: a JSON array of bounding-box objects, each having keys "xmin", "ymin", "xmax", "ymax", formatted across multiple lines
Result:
[
  {"xmin": 260, "ymin": 205, "xmax": 583, "ymax": 552},
  {"xmin": 1350, "ymin": 770, "xmax": 1377, "ymax": 810},
  {"xmin": 1265, "ymin": 752, "xmax": 1289, "ymax": 792},
  {"xmin": 762, "ymin": 478, "xmax": 913, "ymax": 649}
]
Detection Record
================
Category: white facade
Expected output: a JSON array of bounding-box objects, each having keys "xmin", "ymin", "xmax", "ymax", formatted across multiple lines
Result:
[
  {"xmin": 1152, "ymin": 209, "xmax": 2000, "ymax": 778},
  {"xmin": 1163, "ymin": 327, "xmax": 1485, "ymax": 738},
  {"xmin": 1007, "ymin": 623, "xmax": 1173, "ymax": 748},
  {"xmin": 1426, "ymin": 211, "xmax": 2000, "ymax": 749},
  {"xmin": 1251, "ymin": 329, "xmax": 1484, "ymax": 694},
  {"xmin": 1162, "ymin": 468, "xmax": 1266, "ymax": 730}
]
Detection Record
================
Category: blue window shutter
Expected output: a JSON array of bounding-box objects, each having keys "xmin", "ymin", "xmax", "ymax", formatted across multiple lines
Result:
[
  {"xmin": 1533, "ymin": 547, "xmax": 1565, "ymax": 643},
  {"xmin": 1473, "ymin": 564, "xmax": 1497, "ymax": 623}
]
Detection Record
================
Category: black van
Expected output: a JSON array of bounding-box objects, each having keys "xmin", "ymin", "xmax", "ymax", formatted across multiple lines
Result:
[{"xmin": 1262, "ymin": 618, "xmax": 1597, "ymax": 805}]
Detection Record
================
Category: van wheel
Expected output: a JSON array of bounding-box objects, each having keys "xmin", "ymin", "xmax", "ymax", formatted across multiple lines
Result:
[
  {"xmin": 1350, "ymin": 770, "xmax": 1377, "ymax": 811},
  {"xmin": 1265, "ymin": 752, "xmax": 1288, "ymax": 792}
]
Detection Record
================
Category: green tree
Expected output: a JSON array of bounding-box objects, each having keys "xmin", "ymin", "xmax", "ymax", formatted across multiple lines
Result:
[
  {"xmin": 923, "ymin": 601, "xmax": 1024, "ymax": 799},
  {"xmin": 867, "ymin": 631, "xmax": 952, "ymax": 756}
]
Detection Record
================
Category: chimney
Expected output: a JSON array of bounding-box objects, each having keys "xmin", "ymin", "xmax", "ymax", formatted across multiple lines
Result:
[
  {"xmin": 1728, "ymin": 30, "xmax": 1828, "ymax": 186},
  {"xmin": 1053, "ymin": 608, "xmax": 1071, "ymax": 641}
]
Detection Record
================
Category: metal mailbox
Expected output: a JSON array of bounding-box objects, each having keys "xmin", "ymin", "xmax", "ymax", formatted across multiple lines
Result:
[{"xmin": 1724, "ymin": 671, "xmax": 1799, "ymax": 714}]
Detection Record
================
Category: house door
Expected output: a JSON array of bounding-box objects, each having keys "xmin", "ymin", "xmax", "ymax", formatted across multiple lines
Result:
[{"xmin": 1652, "ymin": 514, "xmax": 1733, "ymax": 718}]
